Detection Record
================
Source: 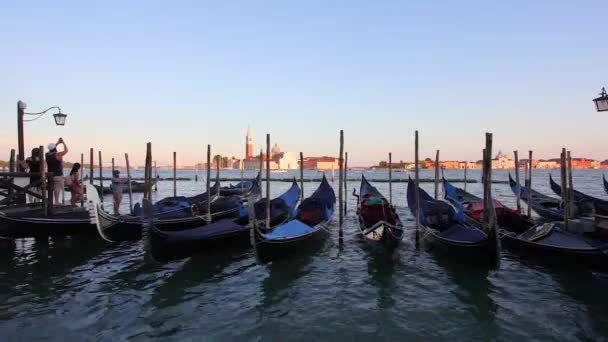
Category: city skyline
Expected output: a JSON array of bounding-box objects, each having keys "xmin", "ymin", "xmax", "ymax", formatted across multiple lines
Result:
[{"xmin": 1, "ymin": 1, "xmax": 607, "ymax": 166}]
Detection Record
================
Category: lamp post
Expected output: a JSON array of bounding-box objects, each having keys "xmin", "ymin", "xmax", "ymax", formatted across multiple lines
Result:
[
  {"xmin": 17, "ymin": 100, "xmax": 68, "ymax": 170},
  {"xmin": 593, "ymin": 87, "xmax": 608, "ymax": 112}
]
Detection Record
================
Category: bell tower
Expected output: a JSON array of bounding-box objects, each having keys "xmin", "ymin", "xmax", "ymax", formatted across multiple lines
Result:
[{"xmin": 246, "ymin": 126, "xmax": 253, "ymax": 159}]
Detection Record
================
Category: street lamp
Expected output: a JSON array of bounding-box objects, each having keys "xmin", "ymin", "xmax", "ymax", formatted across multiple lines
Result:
[
  {"xmin": 17, "ymin": 100, "xmax": 68, "ymax": 170},
  {"xmin": 593, "ymin": 87, "xmax": 608, "ymax": 112}
]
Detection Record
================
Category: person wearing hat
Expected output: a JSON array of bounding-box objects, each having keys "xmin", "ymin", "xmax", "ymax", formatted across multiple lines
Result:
[
  {"xmin": 112, "ymin": 169, "xmax": 129, "ymax": 215},
  {"xmin": 45, "ymin": 138, "xmax": 68, "ymax": 205}
]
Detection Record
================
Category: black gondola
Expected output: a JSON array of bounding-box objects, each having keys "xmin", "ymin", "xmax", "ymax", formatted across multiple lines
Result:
[
  {"xmin": 406, "ymin": 177, "xmax": 497, "ymax": 258},
  {"xmin": 604, "ymin": 175, "xmax": 608, "ymax": 196},
  {"xmin": 219, "ymin": 175, "xmax": 261, "ymax": 196},
  {"xmin": 143, "ymin": 179, "xmax": 301, "ymax": 262},
  {"xmin": 89, "ymin": 179, "xmax": 158, "ymax": 195},
  {"xmin": 0, "ymin": 204, "xmax": 94, "ymax": 238},
  {"xmin": 508, "ymin": 173, "xmax": 564, "ymax": 221},
  {"xmin": 549, "ymin": 174, "xmax": 608, "ymax": 215},
  {"xmin": 354, "ymin": 175, "xmax": 403, "ymax": 249},
  {"xmin": 444, "ymin": 178, "xmax": 608, "ymax": 269},
  {"xmin": 90, "ymin": 180, "xmax": 260, "ymax": 242},
  {"xmin": 254, "ymin": 175, "xmax": 335, "ymax": 261}
]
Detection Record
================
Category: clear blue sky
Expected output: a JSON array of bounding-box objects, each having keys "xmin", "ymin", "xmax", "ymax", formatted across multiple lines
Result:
[{"xmin": 1, "ymin": 0, "xmax": 607, "ymax": 166}]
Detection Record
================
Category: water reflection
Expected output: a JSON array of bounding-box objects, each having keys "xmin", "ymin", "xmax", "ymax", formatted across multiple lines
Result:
[
  {"xmin": 148, "ymin": 246, "xmax": 255, "ymax": 309},
  {"xmin": 434, "ymin": 253, "xmax": 498, "ymax": 339}
]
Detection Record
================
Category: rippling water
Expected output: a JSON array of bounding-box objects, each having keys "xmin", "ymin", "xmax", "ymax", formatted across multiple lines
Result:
[{"xmin": 2, "ymin": 169, "xmax": 608, "ymax": 341}]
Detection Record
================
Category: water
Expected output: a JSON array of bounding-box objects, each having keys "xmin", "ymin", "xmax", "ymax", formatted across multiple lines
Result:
[{"xmin": 2, "ymin": 169, "xmax": 608, "ymax": 341}]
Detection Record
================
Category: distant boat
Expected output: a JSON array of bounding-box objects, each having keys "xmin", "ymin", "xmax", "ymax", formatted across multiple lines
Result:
[{"xmin": 271, "ymin": 170, "xmax": 287, "ymax": 173}]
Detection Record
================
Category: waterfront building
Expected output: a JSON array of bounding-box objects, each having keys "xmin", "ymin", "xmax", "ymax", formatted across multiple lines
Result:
[
  {"xmin": 274, "ymin": 151, "xmax": 299, "ymax": 170},
  {"xmin": 439, "ymin": 160, "xmax": 461, "ymax": 169},
  {"xmin": 491, "ymin": 151, "xmax": 515, "ymax": 169},
  {"xmin": 304, "ymin": 157, "xmax": 339, "ymax": 170},
  {"xmin": 537, "ymin": 160, "xmax": 558, "ymax": 169}
]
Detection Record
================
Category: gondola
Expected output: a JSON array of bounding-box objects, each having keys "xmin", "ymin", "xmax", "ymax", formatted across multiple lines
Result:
[
  {"xmin": 406, "ymin": 177, "xmax": 497, "ymax": 258},
  {"xmin": 508, "ymin": 173, "xmax": 564, "ymax": 221},
  {"xmin": 85, "ymin": 179, "xmax": 158, "ymax": 196},
  {"xmin": 254, "ymin": 175, "xmax": 335, "ymax": 261},
  {"xmin": 219, "ymin": 175, "xmax": 261, "ymax": 196},
  {"xmin": 549, "ymin": 174, "xmax": 608, "ymax": 215},
  {"xmin": 143, "ymin": 179, "xmax": 301, "ymax": 262},
  {"xmin": 444, "ymin": 178, "xmax": 608, "ymax": 268},
  {"xmin": 90, "ymin": 181, "xmax": 258, "ymax": 242},
  {"xmin": 0, "ymin": 204, "xmax": 94, "ymax": 238},
  {"xmin": 354, "ymin": 175, "xmax": 403, "ymax": 249},
  {"xmin": 604, "ymin": 175, "xmax": 608, "ymax": 195}
]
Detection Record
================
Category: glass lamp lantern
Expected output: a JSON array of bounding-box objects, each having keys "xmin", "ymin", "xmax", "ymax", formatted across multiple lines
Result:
[
  {"xmin": 53, "ymin": 111, "xmax": 67, "ymax": 125},
  {"xmin": 593, "ymin": 87, "xmax": 608, "ymax": 112}
]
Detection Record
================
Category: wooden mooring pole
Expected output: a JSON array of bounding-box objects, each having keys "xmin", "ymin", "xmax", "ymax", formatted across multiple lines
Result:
[
  {"xmin": 89, "ymin": 148, "xmax": 94, "ymax": 185},
  {"xmin": 266, "ymin": 134, "xmax": 271, "ymax": 229},
  {"xmin": 560, "ymin": 149, "xmax": 568, "ymax": 231},
  {"xmin": 414, "ymin": 131, "xmax": 420, "ymax": 247},
  {"xmin": 39, "ymin": 146, "xmax": 47, "ymax": 214},
  {"xmin": 344, "ymin": 151, "xmax": 348, "ymax": 216},
  {"xmin": 154, "ymin": 160, "xmax": 158, "ymax": 191},
  {"xmin": 173, "ymin": 152, "xmax": 177, "ymax": 197},
  {"xmin": 528, "ymin": 150, "xmax": 533, "ymax": 218},
  {"xmin": 389, "ymin": 152, "xmax": 393, "ymax": 206},
  {"xmin": 207, "ymin": 145, "xmax": 211, "ymax": 222},
  {"xmin": 514, "ymin": 151, "xmax": 521, "ymax": 213},
  {"xmin": 434, "ymin": 150, "xmax": 440, "ymax": 199},
  {"xmin": 8, "ymin": 150, "xmax": 15, "ymax": 200},
  {"xmin": 300, "ymin": 152, "xmax": 304, "ymax": 202},
  {"xmin": 216, "ymin": 155, "xmax": 220, "ymax": 190},
  {"xmin": 98, "ymin": 151, "xmax": 104, "ymax": 207},
  {"xmin": 338, "ymin": 130, "xmax": 344, "ymax": 235},
  {"xmin": 80, "ymin": 153, "xmax": 84, "ymax": 207},
  {"xmin": 125, "ymin": 153, "xmax": 134, "ymax": 215},
  {"xmin": 567, "ymin": 151, "xmax": 574, "ymax": 222},
  {"xmin": 464, "ymin": 161, "xmax": 468, "ymax": 192},
  {"xmin": 145, "ymin": 143, "xmax": 152, "ymax": 201},
  {"xmin": 259, "ymin": 149, "xmax": 263, "ymax": 178}
]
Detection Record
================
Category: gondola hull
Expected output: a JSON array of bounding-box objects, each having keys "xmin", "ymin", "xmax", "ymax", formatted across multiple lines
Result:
[
  {"xmin": 418, "ymin": 224, "xmax": 498, "ymax": 259},
  {"xmin": 89, "ymin": 181, "xmax": 255, "ymax": 242},
  {"xmin": 549, "ymin": 174, "xmax": 608, "ymax": 215},
  {"xmin": 143, "ymin": 180, "xmax": 301, "ymax": 262},
  {"xmin": 254, "ymin": 223, "xmax": 329, "ymax": 262},
  {"xmin": 444, "ymin": 177, "xmax": 608, "ymax": 268},
  {"xmin": 508, "ymin": 174, "xmax": 564, "ymax": 221},
  {"xmin": 254, "ymin": 176, "xmax": 335, "ymax": 262},
  {"xmin": 500, "ymin": 232, "xmax": 608, "ymax": 269},
  {"xmin": 0, "ymin": 205, "xmax": 94, "ymax": 238},
  {"xmin": 406, "ymin": 177, "xmax": 497, "ymax": 259},
  {"xmin": 356, "ymin": 175, "xmax": 404, "ymax": 250}
]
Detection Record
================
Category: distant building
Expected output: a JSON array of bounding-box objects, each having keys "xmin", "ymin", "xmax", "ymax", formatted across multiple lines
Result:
[
  {"xmin": 458, "ymin": 161, "xmax": 478, "ymax": 169},
  {"xmin": 571, "ymin": 158, "xmax": 595, "ymax": 169},
  {"xmin": 439, "ymin": 160, "xmax": 460, "ymax": 169},
  {"xmin": 246, "ymin": 126, "xmax": 254, "ymax": 159},
  {"xmin": 274, "ymin": 151, "xmax": 299, "ymax": 170},
  {"xmin": 491, "ymin": 150, "xmax": 515, "ymax": 169},
  {"xmin": 271, "ymin": 143, "xmax": 281, "ymax": 158},
  {"xmin": 537, "ymin": 160, "xmax": 558, "ymax": 169},
  {"xmin": 304, "ymin": 157, "xmax": 339, "ymax": 170}
]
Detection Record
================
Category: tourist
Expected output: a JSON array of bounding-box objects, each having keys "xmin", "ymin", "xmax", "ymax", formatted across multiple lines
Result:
[
  {"xmin": 112, "ymin": 170, "xmax": 129, "ymax": 215},
  {"xmin": 46, "ymin": 138, "xmax": 68, "ymax": 205},
  {"xmin": 66, "ymin": 163, "xmax": 84, "ymax": 206},
  {"xmin": 18, "ymin": 148, "xmax": 42, "ymax": 203}
]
